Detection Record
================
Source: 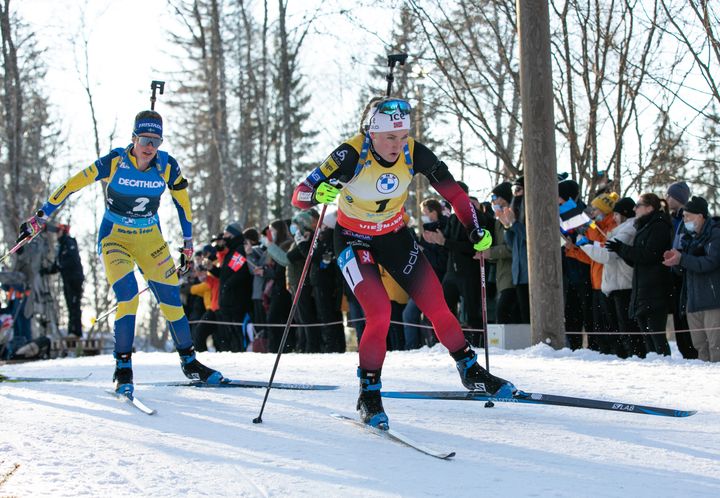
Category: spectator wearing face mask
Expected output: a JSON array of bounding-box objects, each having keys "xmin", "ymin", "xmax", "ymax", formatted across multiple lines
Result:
[
  {"xmin": 663, "ymin": 196, "xmax": 720, "ymax": 362},
  {"xmin": 423, "ymin": 182, "xmax": 486, "ymax": 346},
  {"xmin": 480, "ymin": 182, "xmax": 519, "ymax": 324},
  {"xmin": 286, "ymin": 210, "xmax": 320, "ymax": 352},
  {"xmin": 664, "ymin": 181, "xmax": 698, "ymax": 359},
  {"xmin": 497, "ymin": 176, "xmax": 530, "ymax": 323}
]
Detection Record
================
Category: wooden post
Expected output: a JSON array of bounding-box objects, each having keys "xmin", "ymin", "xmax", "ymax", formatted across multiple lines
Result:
[{"xmin": 516, "ymin": 0, "xmax": 565, "ymax": 348}]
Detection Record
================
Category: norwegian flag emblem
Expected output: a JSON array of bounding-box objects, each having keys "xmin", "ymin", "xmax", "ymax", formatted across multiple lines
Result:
[
  {"xmin": 358, "ymin": 249, "xmax": 374, "ymax": 264},
  {"xmin": 228, "ymin": 252, "xmax": 246, "ymax": 271}
]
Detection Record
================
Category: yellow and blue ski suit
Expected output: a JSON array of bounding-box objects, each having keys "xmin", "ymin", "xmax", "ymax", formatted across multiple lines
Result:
[{"xmin": 40, "ymin": 145, "xmax": 194, "ymax": 353}]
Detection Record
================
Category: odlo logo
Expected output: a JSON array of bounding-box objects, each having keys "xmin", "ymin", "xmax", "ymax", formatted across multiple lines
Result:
[{"xmin": 376, "ymin": 173, "xmax": 399, "ymax": 194}]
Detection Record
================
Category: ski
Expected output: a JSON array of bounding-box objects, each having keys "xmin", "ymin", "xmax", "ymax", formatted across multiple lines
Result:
[
  {"xmin": 330, "ymin": 413, "xmax": 455, "ymax": 460},
  {"xmin": 0, "ymin": 373, "xmax": 92, "ymax": 383},
  {"xmin": 138, "ymin": 379, "xmax": 338, "ymax": 391},
  {"xmin": 106, "ymin": 389, "xmax": 157, "ymax": 415},
  {"xmin": 381, "ymin": 390, "xmax": 697, "ymax": 418}
]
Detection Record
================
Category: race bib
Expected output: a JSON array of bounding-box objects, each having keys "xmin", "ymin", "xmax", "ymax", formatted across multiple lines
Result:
[{"xmin": 337, "ymin": 246, "xmax": 363, "ymax": 291}]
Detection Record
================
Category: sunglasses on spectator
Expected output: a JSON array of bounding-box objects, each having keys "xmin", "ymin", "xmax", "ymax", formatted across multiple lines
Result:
[
  {"xmin": 376, "ymin": 99, "xmax": 412, "ymax": 115},
  {"xmin": 134, "ymin": 135, "xmax": 163, "ymax": 148}
]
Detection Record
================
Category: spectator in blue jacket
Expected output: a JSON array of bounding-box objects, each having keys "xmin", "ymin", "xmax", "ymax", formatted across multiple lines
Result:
[
  {"xmin": 663, "ymin": 196, "xmax": 720, "ymax": 362},
  {"xmin": 498, "ymin": 177, "xmax": 529, "ymax": 323}
]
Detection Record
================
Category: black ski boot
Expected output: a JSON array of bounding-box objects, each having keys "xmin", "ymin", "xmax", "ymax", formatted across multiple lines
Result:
[
  {"xmin": 357, "ymin": 368, "xmax": 389, "ymax": 429},
  {"xmin": 113, "ymin": 351, "xmax": 134, "ymax": 395},
  {"xmin": 451, "ymin": 343, "xmax": 516, "ymax": 397},
  {"xmin": 178, "ymin": 347, "xmax": 224, "ymax": 384}
]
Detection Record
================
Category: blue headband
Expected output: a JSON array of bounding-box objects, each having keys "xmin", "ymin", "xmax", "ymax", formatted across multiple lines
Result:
[{"xmin": 134, "ymin": 118, "xmax": 163, "ymax": 137}]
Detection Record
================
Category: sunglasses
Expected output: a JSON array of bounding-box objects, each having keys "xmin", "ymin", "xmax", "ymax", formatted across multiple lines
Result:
[
  {"xmin": 376, "ymin": 99, "xmax": 412, "ymax": 115},
  {"xmin": 134, "ymin": 135, "xmax": 163, "ymax": 148}
]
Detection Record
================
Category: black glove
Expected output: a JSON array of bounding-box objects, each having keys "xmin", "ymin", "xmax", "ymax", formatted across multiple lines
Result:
[
  {"xmin": 605, "ymin": 239, "xmax": 625, "ymax": 254},
  {"xmin": 17, "ymin": 211, "xmax": 47, "ymax": 243}
]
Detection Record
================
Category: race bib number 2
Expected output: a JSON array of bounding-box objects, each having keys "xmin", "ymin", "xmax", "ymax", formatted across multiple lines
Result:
[{"xmin": 337, "ymin": 246, "xmax": 363, "ymax": 291}]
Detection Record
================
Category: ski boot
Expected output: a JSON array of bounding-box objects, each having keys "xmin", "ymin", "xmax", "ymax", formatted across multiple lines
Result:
[
  {"xmin": 357, "ymin": 368, "xmax": 389, "ymax": 429},
  {"xmin": 113, "ymin": 351, "xmax": 134, "ymax": 395},
  {"xmin": 178, "ymin": 346, "xmax": 224, "ymax": 384},
  {"xmin": 451, "ymin": 343, "xmax": 516, "ymax": 398}
]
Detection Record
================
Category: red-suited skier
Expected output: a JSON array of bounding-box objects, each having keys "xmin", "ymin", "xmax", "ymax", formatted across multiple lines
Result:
[{"xmin": 292, "ymin": 97, "xmax": 516, "ymax": 428}]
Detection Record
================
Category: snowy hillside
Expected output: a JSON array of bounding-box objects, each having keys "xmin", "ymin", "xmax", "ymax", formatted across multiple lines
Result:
[{"xmin": 1, "ymin": 345, "xmax": 718, "ymax": 497}]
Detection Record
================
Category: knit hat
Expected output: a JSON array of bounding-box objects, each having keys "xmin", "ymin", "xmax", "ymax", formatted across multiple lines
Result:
[
  {"xmin": 613, "ymin": 197, "xmax": 636, "ymax": 219},
  {"xmin": 666, "ymin": 181, "xmax": 690, "ymax": 205},
  {"xmin": 558, "ymin": 179, "xmax": 580, "ymax": 202},
  {"xmin": 491, "ymin": 182, "xmax": 513, "ymax": 204},
  {"xmin": 684, "ymin": 196, "xmax": 709, "ymax": 217},
  {"xmin": 591, "ymin": 192, "xmax": 620, "ymax": 214},
  {"xmin": 513, "ymin": 176, "xmax": 524, "ymax": 188},
  {"xmin": 292, "ymin": 211, "xmax": 315, "ymax": 231},
  {"xmin": 224, "ymin": 222, "xmax": 243, "ymax": 238}
]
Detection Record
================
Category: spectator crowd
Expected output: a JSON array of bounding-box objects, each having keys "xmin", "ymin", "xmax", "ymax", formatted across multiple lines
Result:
[{"xmin": 3, "ymin": 178, "xmax": 719, "ymax": 363}]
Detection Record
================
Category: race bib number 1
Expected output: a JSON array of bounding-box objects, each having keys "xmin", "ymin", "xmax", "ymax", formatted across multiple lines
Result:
[{"xmin": 337, "ymin": 246, "xmax": 363, "ymax": 291}]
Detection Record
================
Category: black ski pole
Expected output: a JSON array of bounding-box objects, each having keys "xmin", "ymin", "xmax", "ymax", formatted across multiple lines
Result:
[
  {"xmin": 478, "ymin": 251, "xmax": 495, "ymax": 408},
  {"xmin": 253, "ymin": 204, "xmax": 328, "ymax": 424},
  {"xmin": 150, "ymin": 80, "xmax": 165, "ymax": 110},
  {"xmin": 478, "ymin": 252, "xmax": 490, "ymax": 370}
]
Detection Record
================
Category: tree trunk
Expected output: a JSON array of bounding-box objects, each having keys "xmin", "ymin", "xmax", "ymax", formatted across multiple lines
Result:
[{"xmin": 516, "ymin": 0, "xmax": 565, "ymax": 349}]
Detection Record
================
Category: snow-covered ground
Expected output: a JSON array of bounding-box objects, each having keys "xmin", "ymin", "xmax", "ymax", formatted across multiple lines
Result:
[{"xmin": 1, "ymin": 344, "xmax": 718, "ymax": 497}]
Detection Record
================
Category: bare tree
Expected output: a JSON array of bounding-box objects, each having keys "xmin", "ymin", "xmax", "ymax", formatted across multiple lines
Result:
[
  {"xmin": 550, "ymin": 0, "xmax": 667, "ymax": 195},
  {"xmin": 659, "ymin": 0, "xmax": 720, "ymax": 112},
  {"xmin": 409, "ymin": 0, "xmax": 523, "ymax": 182},
  {"xmin": 0, "ymin": 0, "xmax": 59, "ymax": 247}
]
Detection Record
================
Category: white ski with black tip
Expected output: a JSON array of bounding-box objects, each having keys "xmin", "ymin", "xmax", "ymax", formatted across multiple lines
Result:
[{"xmin": 330, "ymin": 413, "xmax": 455, "ymax": 460}]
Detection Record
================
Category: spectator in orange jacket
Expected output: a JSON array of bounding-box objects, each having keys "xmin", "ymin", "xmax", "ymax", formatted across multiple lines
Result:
[{"xmin": 564, "ymin": 191, "xmax": 619, "ymax": 353}]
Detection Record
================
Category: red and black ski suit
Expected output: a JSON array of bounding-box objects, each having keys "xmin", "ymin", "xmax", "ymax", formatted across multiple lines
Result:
[{"xmin": 292, "ymin": 133, "xmax": 486, "ymax": 370}]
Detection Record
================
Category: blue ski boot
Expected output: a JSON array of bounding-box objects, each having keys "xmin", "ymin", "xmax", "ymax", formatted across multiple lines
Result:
[
  {"xmin": 451, "ymin": 343, "xmax": 516, "ymax": 398},
  {"xmin": 357, "ymin": 368, "xmax": 389, "ymax": 429},
  {"xmin": 113, "ymin": 351, "xmax": 134, "ymax": 395},
  {"xmin": 178, "ymin": 347, "xmax": 224, "ymax": 384}
]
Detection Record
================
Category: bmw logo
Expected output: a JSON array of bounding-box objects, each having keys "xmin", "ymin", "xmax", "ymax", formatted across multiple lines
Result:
[
  {"xmin": 345, "ymin": 195, "xmax": 354, "ymax": 204},
  {"xmin": 376, "ymin": 173, "xmax": 399, "ymax": 194}
]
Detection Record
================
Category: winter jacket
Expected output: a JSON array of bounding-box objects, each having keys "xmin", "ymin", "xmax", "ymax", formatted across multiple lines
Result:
[
  {"xmin": 615, "ymin": 210, "xmax": 673, "ymax": 319},
  {"xmin": 677, "ymin": 217, "xmax": 720, "ymax": 313},
  {"xmin": 217, "ymin": 235, "xmax": 253, "ymax": 313},
  {"xmin": 419, "ymin": 216, "xmax": 449, "ymax": 280},
  {"xmin": 246, "ymin": 245, "xmax": 267, "ymax": 300},
  {"xmin": 565, "ymin": 215, "xmax": 616, "ymax": 290},
  {"xmin": 504, "ymin": 196, "xmax": 528, "ymax": 285},
  {"xmin": 485, "ymin": 219, "xmax": 514, "ymax": 292},
  {"xmin": 443, "ymin": 213, "xmax": 479, "ymax": 276},
  {"xmin": 190, "ymin": 280, "xmax": 213, "ymax": 311},
  {"xmin": 49, "ymin": 233, "xmax": 84, "ymax": 281},
  {"xmin": 581, "ymin": 217, "xmax": 635, "ymax": 296}
]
